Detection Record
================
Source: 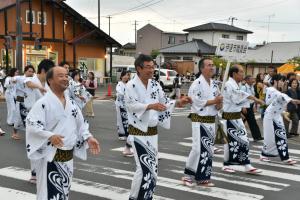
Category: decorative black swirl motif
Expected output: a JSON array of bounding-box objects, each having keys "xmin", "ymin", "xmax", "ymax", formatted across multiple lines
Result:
[
  {"xmin": 133, "ymin": 138, "xmax": 157, "ymax": 200},
  {"xmin": 226, "ymin": 120, "xmax": 250, "ymax": 165},
  {"xmin": 273, "ymin": 120, "xmax": 289, "ymax": 160},
  {"xmin": 47, "ymin": 161, "xmax": 72, "ymax": 200}
]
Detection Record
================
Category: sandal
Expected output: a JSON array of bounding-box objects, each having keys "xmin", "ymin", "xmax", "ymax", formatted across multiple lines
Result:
[
  {"xmin": 182, "ymin": 176, "xmax": 194, "ymax": 187},
  {"xmin": 246, "ymin": 168, "xmax": 262, "ymax": 174},
  {"xmin": 197, "ymin": 180, "xmax": 215, "ymax": 187},
  {"xmin": 222, "ymin": 166, "xmax": 236, "ymax": 173},
  {"xmin": 259, "ymin": 155, "xmax": 271, "ymax": 162},
  {"xmin": 283, "ymin": 159, "xmax": 297, "ymax": 165}
]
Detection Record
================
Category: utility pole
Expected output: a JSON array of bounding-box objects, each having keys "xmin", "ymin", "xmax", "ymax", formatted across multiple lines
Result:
[
  {"xmin": 133, "ymin": 20, "xmax": 138, "ymax": 45},
  {"xmin": 16, "ymin": 0, "xmax": 23, "ymax": 73},
  {"xmin": 267, "ymin": 14, "xmax": 275, "ymax": 43},
  {"xmin": 107, "ymin": 15, "xmax": 112, "ymax": 35},
  {"xmin": 106, "ymin": 15, "xmax": 113, "ymax": 79},
  {"xmin": 98, "ymin": 0, "xmax": 100, "ymax": 28},
  {"xmin": 229, "ymin": 16, "xmax": 237, "ymax": 26}
]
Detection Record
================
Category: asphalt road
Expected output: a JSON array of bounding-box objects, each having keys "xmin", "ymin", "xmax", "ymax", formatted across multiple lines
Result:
[{"xmin": 0, "ymin": 100, "xmax": 300, "ymax": 200}]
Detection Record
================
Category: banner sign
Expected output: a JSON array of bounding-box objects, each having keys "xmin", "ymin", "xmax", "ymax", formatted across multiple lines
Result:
[{"xmin": 215, "ymin": 38, "xmax": 249, "ymax": 59}]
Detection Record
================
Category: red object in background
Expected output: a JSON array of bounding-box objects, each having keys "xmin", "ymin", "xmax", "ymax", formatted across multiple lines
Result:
[{"xmin": 107, "ymin": 83, "xmax": 112, "ymax": 97}]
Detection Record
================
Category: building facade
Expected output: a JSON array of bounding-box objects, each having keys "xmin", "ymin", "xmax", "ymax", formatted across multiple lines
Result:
[
  {"xmin": 136, "ymin": 24, "xmax": 187, "ymax": 55},
  {"xmin": 183, "ymin": 22, "xmax": 252, "ymax": 46},
  {"xmin": 0, "ymin": 0, "xmax": 120, "ymax": 78}
]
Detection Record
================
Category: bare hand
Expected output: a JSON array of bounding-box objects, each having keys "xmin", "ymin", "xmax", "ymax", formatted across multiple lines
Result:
[
  {"xmin": 39, "ymin": 87, "xmax": 47, "ymax": 94},
  {"xmin": 49, "ymin": 135, "xmax": 64, "ymax": 148},
  {"xmin": 214, "ymin": 95, "xmax": 223, "ymax": 105},
  {"xmin": 242, "ymin": 108, "xmax": 247, "ymax": 114},
  {"xmin": 148, "ymin": 103, "xmax": 167, "ymax": 112},
  {"xmin": 291, "ymin": 99, "xmax": 300, "ymax": 105},
  {"xmin": 255, "ymin": 99, "xmax": 265, "ymax": 105},
  {"xmin": 215, "ymin": 103, "xmax": 222, "ymax": 110},
  {"xmin": 79, "ymin": 96, "xmax": 85, "ymax": 100},
  {"xmin": 177, "ymin": 96, "xmax": 192, "ymax": 107},
  {"xmin": 87, "ymin": 136, "xmax": 100, "ymax": 155}
]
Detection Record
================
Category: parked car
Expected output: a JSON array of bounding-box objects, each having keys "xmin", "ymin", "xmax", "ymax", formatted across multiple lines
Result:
[{"xmin": 154, "ymin": 69, "xmax": 179, "ymax": 91}]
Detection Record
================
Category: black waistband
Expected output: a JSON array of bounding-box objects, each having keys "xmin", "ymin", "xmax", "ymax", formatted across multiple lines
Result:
[
  {"xmin": 188, "ymin": 113, "xmax": 215, "ymax": 123},
  {"xmin": 222, "ymin": 112, "xmax": 241, "ymax": 120},
  {"xmin": 53, "ymin": 149, "xmax": 73, "ymax": 162},
  {"xmin": 128, "ymin": 125, "xmax": 158, "ymax": 136}
]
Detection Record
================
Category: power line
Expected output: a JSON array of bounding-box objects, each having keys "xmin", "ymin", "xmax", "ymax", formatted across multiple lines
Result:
[{"xmin": 106, "ymin": 0, "xmax": 163, "ymax": 17}]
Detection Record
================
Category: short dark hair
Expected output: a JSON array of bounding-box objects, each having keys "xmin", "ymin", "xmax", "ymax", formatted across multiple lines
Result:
[
  {"xmin": 9, "ymin": 68, "xmax": 18, "ymax": 77},
  {"xmin": 120, "ymin": 70, "xmax": 128, "ymax": 79},
  {"xmin": 198, "ymin": 57, "xmax": 212, "ymax": 72},
  {"xmin": 287, "ymin": 72, "xmax": 296, "ymax": 80},
  {"xmin": 229, "ymin": 65, "xmax": 240, "ymax": 77},
  {"xmin": 59, "ymin": 61, "xmax": 70, "ymax": 67},
  {"xmin": 270, "ymin": 74, "xmax": 286, "ymax": 85},
  {"xmin": 24, "ymin": 65, "xmax": 35, "ymax": 73},
  {"xmin": 37, "ymin": 59, "xmax": 55, "ymax": 74},
  {"xmin": 134, "ymin": 54, "xmax": 153, "ymax": 69},
  {"xmin": 46, "ymin": 67, "xmax": 54, "ymax": 86},
  {"xmin": 244, "ymin": 75, "xmax": 252, "ymax": 80},
  {"xmin": 71, "ymin": 70, "xmax": 80, "ymax": 80}
]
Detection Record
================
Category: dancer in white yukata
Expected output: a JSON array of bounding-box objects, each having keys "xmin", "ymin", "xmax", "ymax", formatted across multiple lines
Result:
[
  {"xmin": 26, "ymin": 67, "xmax": 100, "ymax": 200},
  {"xmin": 115, "ymin": 71, "xmax": 133, "ymax": 157},
  {"xmin": 125, "ymin": 54, "xmax": 191, "ymax": 200},
  {"xmin": 24, "ymin": 60, "xmax": 55, "ymax": 184},
  {"xmin": 11, "ymin": 66, "xmax": 36, "ymax": 140},
  {"xmin": 260, "ymin": 74, "xmax": 300, "ymax": 165},
  {"xmin": 4, "ymin": 68, "xmax": 19, "ymax": 126},
  {"xmin": 182, "ymin": 58, "xmax": 223, "ymax": 187},
  {"xmin": 69, "ymin": 70, "xmax": 91, "ymax": 110},
  {"xmin": 222, "ymin": 65, "xmax": 264, "ymax": 174}
]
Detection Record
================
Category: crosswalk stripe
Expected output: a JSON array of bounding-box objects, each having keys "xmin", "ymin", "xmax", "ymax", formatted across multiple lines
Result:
[
  {"xmin": 112, "ymin": 147, "xmax": 300, "ymax": 182},
  {"xmin": 0, "ymin": 186, "xmax": 36, "ymax": 200},
  {"xmin": 169, "ymin": 169, "xmax": 284, "ymax": 191},
  {"xmin": 76, "ymin": 162, "xmax": 264, "ymax": 200},
  {"xmin": 252, "ymin": 145, "xmax": 300, "ymax": 155},
  {"xmin": 0, "ymin": 166, "xmax": 173, "ymax": 200},
  {"xmin": 179, "ymin": 141, "xmax": 300, "ymax": 161}
]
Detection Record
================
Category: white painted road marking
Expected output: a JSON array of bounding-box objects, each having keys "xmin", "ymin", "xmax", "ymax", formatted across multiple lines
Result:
[
  {"xmin": 76, "ymin": 163, "xmax": 264, "ymax": 200},
  {"xmin": 0, "ymin": 186, "xmax": 36, "ymax": 200},
  {"xmin": 0, "ymin": 166, "xmax": 173, "ymax": 200}
]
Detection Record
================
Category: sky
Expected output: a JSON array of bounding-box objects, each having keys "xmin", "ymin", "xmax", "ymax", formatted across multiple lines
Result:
[{"xmin": 66, "ymin": 0, "xmax": 300, "ymax": 45}]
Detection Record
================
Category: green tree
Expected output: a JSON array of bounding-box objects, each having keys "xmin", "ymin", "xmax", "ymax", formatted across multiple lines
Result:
[{"xmin": 150, "ymin": 49, "xmax": 160, "ymax": 59}]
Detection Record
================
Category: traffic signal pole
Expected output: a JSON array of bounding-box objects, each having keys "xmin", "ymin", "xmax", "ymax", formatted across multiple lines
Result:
[{"xmin": 16, "ymin": 0, "xmax": 23, "ymax": 73}]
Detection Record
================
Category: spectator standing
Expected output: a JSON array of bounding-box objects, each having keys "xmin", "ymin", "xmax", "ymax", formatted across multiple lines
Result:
[
  {"xmin": 286, "ymin": 78, "xmax": 300, "ymax": 136},
  {"xmin": 85, "ymin": 72, "xmax": 97, "ymax": 117}
]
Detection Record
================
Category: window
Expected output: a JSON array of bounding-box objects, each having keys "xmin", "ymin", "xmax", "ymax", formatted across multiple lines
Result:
[
  {"xmin": 37, "ymin": 11, "xmax": 47, "ymax": 25},
  {"xmin": 237, "ymin": 35, "xmax": 244, "ymax": 40},
  {"xmin": 168, "ymin": 36, "xmax": 175, "ymax": 44},
  {"xmin": 222, "ymin": 34, "xmax": 229, "ymax": 39},
  {"xmin": 26, "ymin": 10, "xmax": 35, "ymax": 24}
]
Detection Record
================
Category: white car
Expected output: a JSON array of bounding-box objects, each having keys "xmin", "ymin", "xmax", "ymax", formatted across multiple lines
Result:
[{"xmin": 154, "ymin": 69, "xmax": 178, "ymax": 91}]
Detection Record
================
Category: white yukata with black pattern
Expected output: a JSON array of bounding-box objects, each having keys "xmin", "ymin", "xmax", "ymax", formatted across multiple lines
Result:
[
  {"xmin": 125, "ymin": 75, "xmax": 175, "ymax": 200},
  {"xmin": 261, "ymin": 87, "xmax": 292, "ymax": 161},
  {"xmin": 26, "ymin": 89, "xmax": 91, "ymax": 200},
  {"xmin": 68, "ymin": 79, "xmax": 91, "ymax": 110},
  {"xmin": 184, "ymin": 74, "xmax": 220, "ymax": 182},
  {"xmin": 115, "ymin": 81, "xmax": 129, "ymax": 137},
  {"xmin": 222, "ymin": 77, "xmax": 252, "ymax": 166}
]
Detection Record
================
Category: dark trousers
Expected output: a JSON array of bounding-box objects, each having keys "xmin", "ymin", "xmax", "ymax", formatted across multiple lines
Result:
[{"xmin": 245, "ymin": 104, "xmax": 262, "ymax": 140}]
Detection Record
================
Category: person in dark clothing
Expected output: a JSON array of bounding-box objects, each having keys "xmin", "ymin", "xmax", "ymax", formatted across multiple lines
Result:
[
  {"xmin": 286, "ymin": 78, "xmax": 300, "ymax": 136},
  {"xmin": 241, "ymin": 75, "xmax": 263, "ymax": 141}
]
